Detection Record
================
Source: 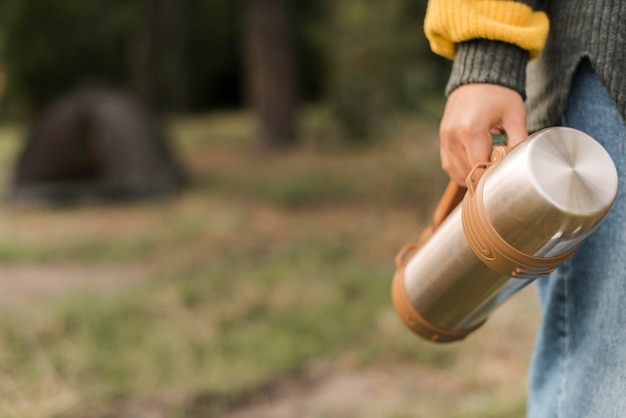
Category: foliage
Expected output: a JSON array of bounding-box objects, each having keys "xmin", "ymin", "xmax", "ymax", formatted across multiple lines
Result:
[
  {"xmin": 329, "ymin": 0, "xmax": 450, "ymax": 141},
  {"xmin": 0, "ymin": 0, "xmax": 332, "ymax": 115},
  {"xmin": 0, "ymin": 0, "xmax": 137, "ymax": 113},
  {"xmin": 0, "ymin": 0, "xmax": 448, "ymax": 129},
  {"xmin": 183, "ymin": 0, "xmax": 243, "ymax": 110}
]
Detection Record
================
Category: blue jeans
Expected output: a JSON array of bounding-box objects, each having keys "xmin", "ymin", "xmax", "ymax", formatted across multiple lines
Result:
[{"xmin": 528, "ymin": 60, "xmax": 626, "ymax": 417}]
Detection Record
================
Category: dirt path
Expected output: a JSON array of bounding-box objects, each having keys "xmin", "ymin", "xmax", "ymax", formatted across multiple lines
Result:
[
  {"xmin": 218, "ymin": 366, "xmax": 446, "ymax": 418},
  {"xmin": 89, "ymin": 364, "xmax": 472, "ymax": 418},
  {"xmin": 0, "ymin": 264, "xmax": 149, "ymax": 304}
]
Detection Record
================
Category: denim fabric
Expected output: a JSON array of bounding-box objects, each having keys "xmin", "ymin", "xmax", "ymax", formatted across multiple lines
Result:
[{"xmin": 528, "ymin": 60, "xmax": 626, "ymax": 417}]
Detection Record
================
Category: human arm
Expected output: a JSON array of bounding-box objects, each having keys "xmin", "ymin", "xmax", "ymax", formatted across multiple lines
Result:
[
  {"xmin": 424, "ymin": 1, "xmax": 549, "ymax": 185},
  {"xmin": 439, "ymin": 81, "xmax": 527, "ymax": 185}
]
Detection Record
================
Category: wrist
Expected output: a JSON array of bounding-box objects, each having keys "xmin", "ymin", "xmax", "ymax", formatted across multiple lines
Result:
[{"xmin": 446, "ymin": 39, "xmax": 529, "ymax": 99}]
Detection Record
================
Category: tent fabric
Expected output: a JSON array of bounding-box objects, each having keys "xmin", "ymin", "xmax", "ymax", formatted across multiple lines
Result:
[{"xmin": 10, "ymin": 86, "xmax": 186, "ymax": 204}]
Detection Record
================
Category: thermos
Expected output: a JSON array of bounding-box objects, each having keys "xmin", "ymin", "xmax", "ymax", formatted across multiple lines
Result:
[{"xmin": 392, "ymin": 127, "xmax": 618, "ymax": 342}]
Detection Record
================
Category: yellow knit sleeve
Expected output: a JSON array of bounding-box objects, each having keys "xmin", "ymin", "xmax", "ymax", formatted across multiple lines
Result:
[{"xmin": 425, "ymin": 0, "xmax": 549, "ymax": 60}]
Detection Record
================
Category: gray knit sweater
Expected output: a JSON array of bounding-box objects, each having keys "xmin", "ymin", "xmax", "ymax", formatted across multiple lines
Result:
[{"xmin": 445, "ymin": 0, "xmax": 626, "ymax": 132}]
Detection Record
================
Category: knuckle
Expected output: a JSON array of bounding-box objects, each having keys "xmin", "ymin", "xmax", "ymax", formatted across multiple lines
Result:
[
  {"xmin": 440, "ymin": 121, "xmax": 478, "ymax": 143},
  {"xmin": 455, "ymin": 122, "xmax": 479, "ymax": 139}
]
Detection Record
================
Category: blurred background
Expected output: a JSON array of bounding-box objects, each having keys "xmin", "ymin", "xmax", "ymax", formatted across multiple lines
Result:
[{"xmin": 0, "ymin": 0, "xmax": 538, "ymax": 417}]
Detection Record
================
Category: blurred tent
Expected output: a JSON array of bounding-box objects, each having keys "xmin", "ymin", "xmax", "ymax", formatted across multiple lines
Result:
[{"xmin": 9, "ymin": 85, "xmax": 186, "ymax": 205}]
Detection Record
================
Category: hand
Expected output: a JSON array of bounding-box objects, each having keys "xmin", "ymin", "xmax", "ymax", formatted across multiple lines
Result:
[{"xmin": 439, "ymin": 83, "xmax": 528, "ymax": 186}]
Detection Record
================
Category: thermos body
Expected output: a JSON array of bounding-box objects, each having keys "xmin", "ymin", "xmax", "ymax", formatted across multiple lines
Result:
[{"xmin": 393, "ymin": 127, "xmax": 618, "ymax": 342}]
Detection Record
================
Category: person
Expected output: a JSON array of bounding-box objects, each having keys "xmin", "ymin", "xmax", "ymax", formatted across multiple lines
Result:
[{"xmin": 423, "ymin": 1, "xmax": 626, "ymax": 417}]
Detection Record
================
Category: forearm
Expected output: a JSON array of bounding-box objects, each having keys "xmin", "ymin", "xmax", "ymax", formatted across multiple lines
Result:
[
  {"xmin": 425, "ymin": 0, "xmax": 549, "ymax": 185},
  {"xmin": 446, "ymin": 40, "xmax": 528, "ymax": 99},
  {"xmin": 425, "ymin": 0, "xmax": 549, "ymax": 97}
]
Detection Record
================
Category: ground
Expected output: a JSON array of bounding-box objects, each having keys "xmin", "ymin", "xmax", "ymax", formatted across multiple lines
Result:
[{"xmin": 0, "ymin": 110, "xmax": 540, "ymax": 418}]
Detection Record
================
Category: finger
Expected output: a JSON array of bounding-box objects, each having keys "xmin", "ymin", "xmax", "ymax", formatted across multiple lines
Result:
[
  {"xmin": 440, "ymin": 137, "xmax": 469, "ymax": 186},
  {"xmin": 440, "ymin": 120, "xmax": 479, "ymax": 184},
  {"xmin": 504, "ymin": 120, "xmax": 528, "ymax": 148},
  {"xmin": 464, "ymin": 131, "xmax": 493, "ymax": 171},
  {"xmin": 502, "ymin": 104, "xmax": 528, "ymax": 147}
]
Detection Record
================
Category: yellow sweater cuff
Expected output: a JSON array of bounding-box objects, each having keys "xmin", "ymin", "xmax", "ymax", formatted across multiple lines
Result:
[{"xmin": 425, "ymin": 0, "xmax": 549, "ymax": 60}]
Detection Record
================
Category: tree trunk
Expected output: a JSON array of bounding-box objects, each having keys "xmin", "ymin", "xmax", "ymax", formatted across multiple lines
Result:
[
  {"xmin": 131, "ymin": 0, "xmax": 186, "ymax": 112},
  {"xmin": 245, "ymin": 0, "xmax": 298, "ymax": 148}
]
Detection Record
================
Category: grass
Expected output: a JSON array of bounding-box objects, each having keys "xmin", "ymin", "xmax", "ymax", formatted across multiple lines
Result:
[{"xmin": 0, "ymin": 107, "xmax": 539, "ymax": 418}]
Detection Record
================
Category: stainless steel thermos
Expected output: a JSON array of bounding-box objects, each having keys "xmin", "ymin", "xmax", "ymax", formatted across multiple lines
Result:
[{"xmin": 392, "ymin": 127, "xmax": 618, "ymax": 342}]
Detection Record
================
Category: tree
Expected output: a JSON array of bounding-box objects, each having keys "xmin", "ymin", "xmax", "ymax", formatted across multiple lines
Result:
[
  {"xmin": 131, "ymin": 0, "xmax": 187, "ymax": 112},
  {"xmin": 244, "ymin": 0, "xmax": 298, "ymax": 148},
  {"xmin": 330, "ymin": 0, "xmax": 449, "ymax": 141},
  {"xmin": 0, "ymin": 0, "xmax": 135, "ymax": 114}
]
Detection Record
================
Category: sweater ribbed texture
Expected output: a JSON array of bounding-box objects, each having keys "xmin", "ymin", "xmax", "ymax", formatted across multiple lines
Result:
[
  {"xmin": 446, "ymin": 39, "xmax": 529, "ymax": 99},
  {"xmin": 442, "ymin": 1, "xmax": 626, "ymax": 132}
]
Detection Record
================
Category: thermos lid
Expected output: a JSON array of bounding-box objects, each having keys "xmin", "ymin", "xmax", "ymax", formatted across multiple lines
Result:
[{"xmin": 528, "ymin": 127, "xmax": 618, "ymax": 216}]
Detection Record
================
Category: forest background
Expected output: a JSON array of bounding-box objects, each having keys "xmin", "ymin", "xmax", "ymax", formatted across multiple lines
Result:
[
  {"xmin": 0, "ymin": 1, "xmax": 538, "ymax": 417},
  {"xmin": 0, "ymin": 0, "xmax": 450, "ymax": 140}
]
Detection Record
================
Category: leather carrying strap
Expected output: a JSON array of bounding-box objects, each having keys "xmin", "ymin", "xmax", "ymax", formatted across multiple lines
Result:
[
  {"xmin": 396, "ymin": 179, "xmax": 466, "ymax": 270},
  {"xmin": 417, "ymin": 180, "xmax": 466, "ymax": 246},
  {"xmin": 402, "ymin": 144, "xmax": 579, "ymax": 278},
  {"xmin": 391, "ymin": 145, "xmax": 580, "ymax": 343},
  {"xmin": 414, "ymin": 146, "xmax": 508, "ymax": 249},
  {"xmin": 391, "ymin": 147, "xmax": 508, "ymax": 343}
]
